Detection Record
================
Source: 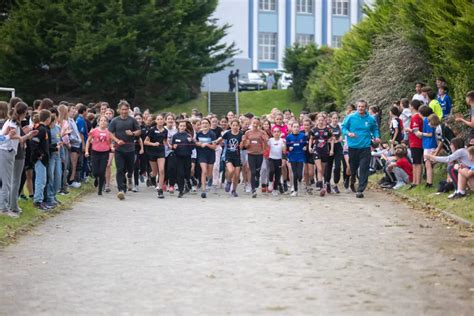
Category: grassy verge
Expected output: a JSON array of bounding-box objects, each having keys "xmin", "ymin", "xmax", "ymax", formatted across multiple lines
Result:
[
  {"xmin": 0, "ymin": 182, "xmax": 94, "ymax": 247},
  {"xmin": 158, "ymin": 89, "xmax": 305, "ymax": 116},
  {"xmin": 372, "ymin": 165, "xmax": 473, "ymax": 224}
]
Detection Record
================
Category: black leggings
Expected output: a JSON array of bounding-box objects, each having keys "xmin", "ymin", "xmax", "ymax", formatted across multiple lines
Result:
[
  {"xmin": 325, "ymin": 144, "xmax": 343, "ymax": 184},
  {"xmin": 290, "ymin": 162, "xmax": 304, "ymax": 192},
  {"xmin": 176, "ymin": 155, "xmax": 191, "ymax": 193},
  {"xmin": 91, "ymin": 150, "xmax": 109, "ymax": 193},
  {"xmin": 248, "ymin": 154, "xmax": 263, "ymax": 191},
  {"xmin": 165, "ymin": 153, "xmax": 177, "ymax": 187},
  {"xmin": 133, "ymin": 153, "xmax": 147, "ymax": 186},
  {"xmin": 115, "ymin": 150, "xmax": 135, "ymax": 192},
  {"xmin": 269, "ymin": 158, "xmax": 282, "ymax": 190}
]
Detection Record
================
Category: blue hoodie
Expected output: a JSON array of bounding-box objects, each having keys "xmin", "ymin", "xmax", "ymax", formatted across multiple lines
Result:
[{"xmin": 342, "ymin": 111, "xmax": 380, "ymax": 149}]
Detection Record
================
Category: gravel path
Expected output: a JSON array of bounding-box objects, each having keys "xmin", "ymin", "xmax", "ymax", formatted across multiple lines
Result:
[{"xmin": 0, "ymin": 187, "xmax": 472, "ymax": 315}]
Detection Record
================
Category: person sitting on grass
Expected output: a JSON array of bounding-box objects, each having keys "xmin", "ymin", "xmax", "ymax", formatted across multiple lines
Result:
[
  {"xmin": 386, "ymin": 145, "xmax": 413, "ymax": 190},
  {"xmin": 425, "ymin": 138, "xmax": 473, "ymax": 199},
  {"xmin": 452, "ymin": 146, "xmax": 474, "ymax": 199}
]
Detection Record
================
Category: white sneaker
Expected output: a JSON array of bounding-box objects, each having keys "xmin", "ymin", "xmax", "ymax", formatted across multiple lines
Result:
[
  {"xmin": 132, "ymin": 186, "xmax": 138, "ymax": 192},
  {"xmin": 245, "ymin": 185, "xmax": 251, "ymax": 193},
  {"xmin": 191, "ymin": 186, "xmax": 197, "ymax": 193},
  {"xmin": 272, "ymin": 190, "xmax": 279, "ymax": 196},
  {"xmin": 393, "ymin": 182, "xmax": 405, "ymax": 190},
  {"xmin": 290, "ymin": 191, "xmax": 298, "ymax": 197},
  {"xmin": 70, "ymin": 181, "xmax": 81, "ymax": 189}
]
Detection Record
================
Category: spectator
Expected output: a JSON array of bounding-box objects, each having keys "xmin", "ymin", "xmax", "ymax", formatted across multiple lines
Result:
[
  {"xmin": 455, "ymin": 90, "xmax": 474, "ymax": 144},
  {"xmin": 421, "ymin": 87, "xmax": 443, "ymax": 119},
  {"xmin": 452, "ymin": 146, "xmax": 474, "ymax": 199},
  {"xmin": 437, "ymin": 86, "xmax": 452, "ymax": 118},
  {"xmin": 387, "ymin": 146, "xmax": 413, "ymax": 190},
  {"xmin": 417, "ymin": 105, "xmax": 436, "ymax": 188},
  {"xmin": 399, "ymin": 98, "xmax": 412, "ymax": 141},
  {"xmin": 412, "ymin": 82, "xmax": 428, "ymax": 104},
  {"xmin": 405, "ymin": 99, "xmax": 423, "ymax": 188},
  {"xmin": 389, "ymin": 106, "xmax": 403, "ymax": 147}
]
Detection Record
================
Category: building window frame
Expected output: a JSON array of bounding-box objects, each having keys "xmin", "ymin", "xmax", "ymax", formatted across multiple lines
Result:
[
  {"xmin": 296, "ymin": 34, "xmax": 315, "ymax": 46},
  {"xmin": 296, "ymin": 0, "xmax": 313, "ymax": 14},
  {"xmin": 331, "ymin": 35, "xmax": 343, "ymax": 48},
  {"xmin": 332, "ymin": 0, "xmax": 349, "ymax": 16},
  {"xmin": 258, "ymin": 32, "xmax": 278, "ymax": 62},
  {"xmin": 259, "ymin": 0, "xmax": 277, "ymax": 12}
]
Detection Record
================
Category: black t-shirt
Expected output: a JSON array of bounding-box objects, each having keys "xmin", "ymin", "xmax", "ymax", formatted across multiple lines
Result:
[
  {"xmin": 211, "ymin": 126, "xmax": 223, "ymax": 138},
  {"xmin": 108, "ymin": 116, "xmax": 139, "ymax": 153},
  {"xmin": 311, "ymin": 127, "xmax": 332, "ymax": 151},
  {"xmin": 146, "ymin": 126, "xmax": 168, "ymax": 155},
  {"xmin": 222, "ymin": 130, "xmax": 243, "ymax": 160},
  {"xmin": 196, "ymin": 130, "xmax": 217, "ymax": 157},
  {"xmin": 172, "ymin": 132, "xmax": 194, "ymax": 157},
  {"xmin": 330, "ymin": 124, "xmax": 343, "ymax": 148},
  {"xmin": 31, "ymin": 124, "xmax": 50, "ymax": 165}
]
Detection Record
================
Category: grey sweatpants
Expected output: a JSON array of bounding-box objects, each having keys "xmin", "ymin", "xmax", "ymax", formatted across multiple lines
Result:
[
  {"xmin": 9, "ymin": 158, "xmax": 25, "ymax": 211},
  {"xmin": 0, "ymin": 149, "xmax": 15, "ymax": 210},
  {"xmin": 393, "ymin": 167, "xmax": 409, "ymax": 184}
]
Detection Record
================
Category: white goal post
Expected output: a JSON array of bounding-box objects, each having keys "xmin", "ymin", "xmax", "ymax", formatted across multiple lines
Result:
[{"xmin": 0, "ymin": 87, "xmax": 15, "ymax": 99}]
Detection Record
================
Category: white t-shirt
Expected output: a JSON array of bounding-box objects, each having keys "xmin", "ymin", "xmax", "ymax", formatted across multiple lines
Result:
[
  {"xmin": 412, "ymin": 93, "xmax": 428, "ymax": 105},
  {"xmin": 0, "ymin": 120, "xmax": 20, "ymax": 153},
  {"xmin": 268, "ymin": 137, "xmax": 285, "ymax": 160}
]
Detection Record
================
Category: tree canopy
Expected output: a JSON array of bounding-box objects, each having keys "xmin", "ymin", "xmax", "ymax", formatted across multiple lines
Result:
[{"xmin": 0, "ymin": 0, "xmax": 236, "ymax": 106}]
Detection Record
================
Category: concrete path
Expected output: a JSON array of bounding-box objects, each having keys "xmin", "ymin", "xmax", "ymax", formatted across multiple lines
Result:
[{"xmin": 0, "ymin": 187, "xmax": 472, "ymax": 315}]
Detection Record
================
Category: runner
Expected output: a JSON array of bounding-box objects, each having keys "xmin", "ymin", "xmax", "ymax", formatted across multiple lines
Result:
[
  {"xmin": 243, "ymin": 117, "xmax": 268, "ymax": 198},
  {"xmin": 164, "ymin": 113, "xmax": 178, "ymax": 194},
  {"xmin": 286, "ymin": 122, "xmax": 307, "ymax": 197},
  {"xmin": 171, "ymin": 120, "xmax": 195, "ymax": 198},
  {"xmin": 144, "ymin": 114, "xmax": 168, "ymax": 198},
  {"xmin": 267, "ymin": 127, "xmax": 286, "ymax": 196},
  {"xmin": 219, "ymin": 119, "xmax": 243, "ymax": 197},
  {"xmin": 302, "ymin": 118, "xmax": 315, "ymax": 194},
  {"xmin": 195, "ymin": 118, "xmax": 217, "ymax": 198},
  {"xmin": 311, "ymin": 115, "xmax": 334, "ymax": 196},
  {"xmin": 325, "ymin": 112, "xmax": 344, "ymax": 194}
]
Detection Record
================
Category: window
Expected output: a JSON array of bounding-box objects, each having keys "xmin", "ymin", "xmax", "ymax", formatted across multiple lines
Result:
[
  {"xmin": 332, "ymin": 35, "xmax": 342, "ymax": 48},
  {"xmin": 296, "ymin": 0, "xmax": 313, "ymax": 14},
  {"xmin": 259, "ymin": 0, "xmax": 277, "ymax": 11},
  {"xmin": 296, "ymin": 34, "xmax": 315, "ymax": 46},
  {"xmin": 258, "ymin": 32, "xmax": 277, "ymax": 61},
  {"xmin": 332, "ymin": 0, "xmax": 349, "ymax": 16}
]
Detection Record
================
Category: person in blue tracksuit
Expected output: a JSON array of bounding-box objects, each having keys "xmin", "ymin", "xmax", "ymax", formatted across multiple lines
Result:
[
  {"xmin": 342, "ymin": 100, "xmax": 380, "ymax": 198},
  {"xmin": 437, "ymin": 86, "xmax": 452, "ymax": 118},
  {"xmin": 286, "ymin": 122, "xmax": 308, "ymax": 197}
]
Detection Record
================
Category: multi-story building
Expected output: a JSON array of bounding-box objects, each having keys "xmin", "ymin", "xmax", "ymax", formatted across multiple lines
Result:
[{"xmin": 203, "ymin": 0, "xmax": 372, "ymax": 91}]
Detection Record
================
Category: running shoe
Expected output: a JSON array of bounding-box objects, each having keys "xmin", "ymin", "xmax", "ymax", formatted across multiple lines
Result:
[
  {"xmin": 207, "ymin": 178, "xmax": 213, "ymax": 188},
  {"xmin": 98, "ymin": 190, "xmax": 102, "ymax": 196},
  {"xmin": 393, "ymin": 182, "xmax": 405, "ymax": 190},
  {"xmin": 343, "ymin": 178, "xmax": 350, "ymax": 190},
  {"xmin": 169, "ymin": 186, "xmax": 175, "ymax": 194},
  {"xmin": 178, "ymin": 192, "xmax": 184, "ymax": 198},
  {"xmin": 290, "ymin": 191, "xmax": 298, "ymax": 197},
  {"xmin": 117, "ymin": 191, "xmax": 125, "ymax": 200},
  {"xmin": 231, "ymin": 191, "xmax": 238, "ymax": 197},
  {"xmin": 272, "ymin": 190, "xmax": 278, "ymax": 197},
  {"xmin": 225, "ymin": 181, "xmax": 231, "ymax": 193},
  {"xmin": 104, "ymin": 186, "xmax": 111, "ymax": 193},
  {"xmin": 283, "ymin": 182, "xmax": 288, "ymax": 192},
  {"xmin": 201, "ymin": 192, "xmax": 207, "ymax": 198},
  {"xmin": 333, "ymin": 185, "xmax": 340, "ymax": 194},
  {"xmin": 127, "ymin": 178, "xmax": 133, "ymax": 191},
  {"xmin": 448, "ymin": 192, "xmax": 466, "ymax": 199},
  {"xmin": 251, "ymin": 190, "xmax": 257, "ymax": 198},
  {"xmin": 140, "ymin": 175, "xmax": 145, "ymax": 183},
  {"xmin": 279, "ymin": 186, "xmax": 284, "ymax": 194},
  {"xmin": 132, "ymin": 186, "xmax": 138, "ymax": 192},
  {"xmin": 315, "ymin": 181, "xmax": 322, "ymax": 191},
  {"xmin": 350, "ymin": 182, "xmax": 356, "ymax": 193},
  {"xmin": 93, "ymin": 178, "xmax": 98, "ymax": 188},
  {"xmin": 158, "ymin": 189, "xmax": 164, "ymax": 199},
  {"xmin": 162, "ymin": 185, "xmax": 167, "ymax": 192},
  {"xmin": 20, "ymin": 194, "xmax": 28, "ymax": 201},
  {"xmin": 319, "ymin": 188, "xmax": 326, "ymax": 197},
  {"xmin": 245, "ymin": 185, "xmax": 252, "ymax": 193},
  {"xmin": 407, "ymin": 184, "xmax": 417, "ymax": 190},
  {"xmin": 146, "ymin": 179, "xmax": 152, "ymax": 187},
  {"xmin": 191, "ymin": 186, "xmax": 197, "ymax": 193},
  {"xmin": 356, "ymin": 192, "xmax": 364, "ymax": 198},
  {"xmin": 33, "ymin": 202, "xmax": 49, "ymax": 211},
  {"xmin": 425, "ymin": 183, "xmax": 433, "ymax": 188},
  {"xmin": 326, "ymin": 183, "xmax": 332, "ymax": 194},
  {"xmin": 70, "ymin": 181, "xmax": 81, "ymax": 189}
]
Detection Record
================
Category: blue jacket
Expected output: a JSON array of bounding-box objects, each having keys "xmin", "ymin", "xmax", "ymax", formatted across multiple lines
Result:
[
  {"xmin": 342, "ymin": 111, "xmax": 380, "ymax": 149},
  {"xmin": 286, "ymin": 132, "xmax": 307, "ymax": 163}
]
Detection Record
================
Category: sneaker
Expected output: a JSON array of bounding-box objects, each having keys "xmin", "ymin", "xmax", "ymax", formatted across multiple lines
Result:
[
  {"xmin": 251, "ymin": 190, "xmax": 257, "ymax": 198},
  {"xmin": 201, "ymin": 192, "xmax": 207, "ymax": 198},
  {"xmin": 393, "ymin": 182, "xmax": 405, "ymax": 190},
  {"xmin": 33, "ymin": 202, "xmax": 49, "ymax": 211},
  {"xmin": 245, "ymin": 185, "xmax": 252, "ymax": 193},
  {"xmin": 333, "ymin": 185, "xmax": 340, "ymax": 194},
  {"xmin": 350, "ymin": 182, "xmax": 356, "ymax": 193},
  {"xmin": 283, "ymin": 182, "xmax": 288, "ymax": 192},
  {"xmin": 146, "ymin": 178, "xmax": 152, "ymax": 187},
  {"xmin": 343, "ymin": 178, "xmax": 350, "ymax": 190},
  {"xmin": 162, "ymin": 185, "xmax": 167, "ymax": 192},
  {"xmin": 408, "ymin": 184, "xmax": 417, "ymax": 190},
  {"xmin": 345, "ymin": 187, "xmax": 352, "ymax": 194},
  {"xmin": 425, "ymin": 183, "xmax": 433, "ymax": 188},
  {"xmin": 380, "ymin": 182, "xmax": 395, "ymax": 189},
  {"xmin": 117, "ymin": 191, "xmax": 125, "ymax": 200},
  {"xmin": 231, "ymin": 191, "xmax": 238, "ymax": 197},
  {"xmin": 225, "ymin": 181, "xmax": 231, "ymax": 193},
  {"xmin": 207, "ymin": 178, "xmax": 213, "ymax": 188},
  {"xmin": 315, "ymin": 181, "xmax": 322, "ymax": 191},
  {"xmin": 290, "ymin": 191, "xmax": 298, "ymax": 197},
  {"xmin": 157, "ymin": 189, "xmax": 164, "ymax": 199},
  {"xmin": 132, "ymin": 186, "xmax": 138, "ymax": 193},
  {"xmin": 93, "ymin": 178, "xmax": 98, "ymax": 188},
  {"xmin": 59, "ymin": 189, "xmax": 70, "ymax": 195},
  {"xmin": 272, "ymin": 190, "xmax": 278, "ymax": 196},
  {"xmin": 20, "ymin": 194, "xmax": 28, "ymax": 201},
  {"xmin": 70, "ymin": 181, "xmax": 81, "ymax": 189},
  {"xmin": 140, "ymin": 175, "xmax": 145, "ymax": 183},
  {"xmin": 268, "ymin": 182, "xmax": 273, "ymax": 193},
  {"xmin": 191, "ymin": 186, "xmax": 197, "ymax": 193},
  {"xmin": 279, "ymin": 185, "xmax": 284, "ymax": 194},
  {"xmin": 98, "ymin": 190, "xmax": 102, "ymax": 196},
  {"xmin": 169, "ymin": 186, "xmax": 175, "ymax": 194},
  {"xmin": 326, "ymin": 183, "xmax": 331, "ymax": 194},
  {"xmin": 356, "ymin": 192, "xmax": 364, "ymax": 198},
  {"xmin": 127, "ymin": 178, "xmax": 133, "ymax": 191},
  {"xmin": 320, "ymin": 188, "xmax": 326, "ymax": 197},
  {"xmin": 104, "ymin": 186, "xmax": 111, "ymax": 193},
  {"xmin": 178, "ymin": 192, "xmax": 184, "ymax": 198},
  {"xmin": 448, "ymin": 192, "xmax": 466, "ymax": 199}
]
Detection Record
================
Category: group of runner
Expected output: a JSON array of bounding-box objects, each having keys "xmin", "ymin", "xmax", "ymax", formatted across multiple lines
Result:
[{"xmin": 92, "ymin": 99, "xmax": 377, "ymax": 200}]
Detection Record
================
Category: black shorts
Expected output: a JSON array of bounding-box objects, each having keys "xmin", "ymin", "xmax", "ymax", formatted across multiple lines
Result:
[
  {"xmin": 197, "ymin": 152, "xmax": 216, "ymax": 165},
  {"xmin": 305, "ymin": 152, "xmax": 314, "ymax": 165},
  {"xmin": 411, "ymin": 147, "xmax": 423, "ymax": 165},
  {"xmin": 282, "ymin": 153, "xmax": 288, "ymax": 160},
  {"xmin": 71, "ymin": 146, "xmax": 82, "ymax": 154},
  {"xmin": 147, "ymin": 151, "xmax": 165, "ymax": 160},
  {"xmin": 314, "ymin": 148, "xmax": 329, "ymax": 163},
  {"xmin": 225, "ymin": 157, "xmax": 242, "ymax": 168}
]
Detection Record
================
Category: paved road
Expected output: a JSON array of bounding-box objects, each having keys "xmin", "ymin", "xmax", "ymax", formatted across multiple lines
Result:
[{"xmin": 0, "ymin": 187, "xmax": 472, "ymax": 315}]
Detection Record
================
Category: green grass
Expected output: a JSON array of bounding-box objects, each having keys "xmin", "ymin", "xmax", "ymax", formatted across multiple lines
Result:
[
  {"xmin": 157, "ymin": 89, "xmax": 305, "ymax": 116},
  {"xmin": 373, "ymin": 165, "xmax": 473, "ymax": 223},
  {"xmin": 0, "ymin": 182, "xmax": 94, "ymax": 247}
]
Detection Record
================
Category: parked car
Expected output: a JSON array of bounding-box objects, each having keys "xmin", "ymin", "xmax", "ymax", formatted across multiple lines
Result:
[
  {"xmin": 238, "ymin": 72, "xmax": 266, "ymax": 91},
  {"xmin": 277, "ymin": 73, "xmax": 293, "ymax": 90}
]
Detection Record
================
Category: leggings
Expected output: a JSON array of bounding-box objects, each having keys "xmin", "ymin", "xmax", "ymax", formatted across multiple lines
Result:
[
  {"xmin": 268, "ymin": 158, "xmax": 282, "ymax": 190},
  {"xmin": 165, "ymin": 153, "xmax": 177, "ymax": 187},
  {"xmin": 325, "ymin": 144, "xmax": 343, "ymax": 184},
  {"xmin": 290, "ymin": 162, "xmax": 304, "ymax": 192},
  {"xmin": 133, "ymin": 153, "xmax": 147, "ymax": 186},
  {"xmin": 91, "ymin": 150, "xmax": 109, "ymax": 193},
  {"xmin": 114, "ymin": 150, "xmax": 135, "ymax": 192},
  {"xmin": 248, "ymin": 154, "xmax": 263, "ymax": 191},
  {"xmin": 176, "ymin": 155, "xmax": 191, "ymax": 193}
]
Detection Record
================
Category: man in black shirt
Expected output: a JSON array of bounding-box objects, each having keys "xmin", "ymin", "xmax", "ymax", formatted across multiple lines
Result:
[{"xmin": 108, "ymin": 101, "xmax": 140, "ymax": 200}]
